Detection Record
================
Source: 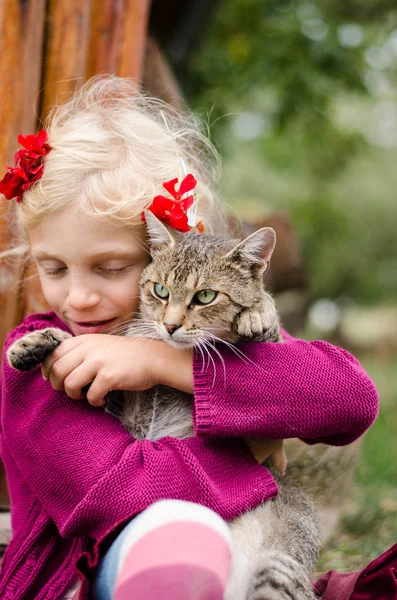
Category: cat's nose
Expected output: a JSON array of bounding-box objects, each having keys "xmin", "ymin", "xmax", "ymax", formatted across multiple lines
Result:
[{"xmin": 164, "ymin": 323, "xmax": 181, "ymax": 336}]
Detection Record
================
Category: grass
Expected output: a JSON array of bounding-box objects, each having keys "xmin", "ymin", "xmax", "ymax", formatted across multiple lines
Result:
[{"xmin": 316, "ymin": 351, "xmax": 397, "ymax": 573}]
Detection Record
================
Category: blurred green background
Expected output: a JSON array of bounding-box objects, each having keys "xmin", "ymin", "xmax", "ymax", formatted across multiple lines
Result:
[
  {"xmin": 179, "ymin": 0, "xmax": 397, "ymax": 572},
  {"xmin": 183, "ymin": 0, "xmax": 397, "ymax": 305}
]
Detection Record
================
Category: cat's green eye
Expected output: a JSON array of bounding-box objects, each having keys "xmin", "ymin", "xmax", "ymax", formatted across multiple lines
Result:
[
  {"xmin": 193, "ymin": 289, "xmax": 217, "ymax": 305},
  {"xmin": 153, "ymin": 283, "xmax": 169, "ymax": 300}
]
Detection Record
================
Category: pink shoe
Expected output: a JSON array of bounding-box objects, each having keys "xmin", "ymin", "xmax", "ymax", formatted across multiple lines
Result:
[{"xmin": 113, "ymin": 500, "xmax": 231, "ymax": 600}]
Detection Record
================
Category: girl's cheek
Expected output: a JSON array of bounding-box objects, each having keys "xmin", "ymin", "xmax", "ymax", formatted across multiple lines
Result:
[{"xmin": 38, "ymin": 280, "xmax": 59, "ymax": 305}]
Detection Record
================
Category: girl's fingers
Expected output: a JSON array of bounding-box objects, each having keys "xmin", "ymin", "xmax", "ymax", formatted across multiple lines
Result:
[
  {"xmin": 62, "ymin": 362, "xmax": 100, "ymax": 402},
  {"xmin": 268, "ymin": 445, "xmax": 288, "ymax": 474},
  {"xmin": 83, "ymin": 374, "xmax": 110, "ymax": 407},
  {"xmin": 41, "ymin": 337, "xmax": 81, "ymax": 380},
  {"xmin": 44, "ymin": 351, "xmax": 85, "ymax": 393}
]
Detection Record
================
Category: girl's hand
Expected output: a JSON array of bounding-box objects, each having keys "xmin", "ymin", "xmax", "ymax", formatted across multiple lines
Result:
[
  {"xmin": 245, "ymin": 438, "xmax": 287, "ymax": 474},
  {"xmin": 41, "ymin": 335, "xmax": 193, "ymax": 406}
]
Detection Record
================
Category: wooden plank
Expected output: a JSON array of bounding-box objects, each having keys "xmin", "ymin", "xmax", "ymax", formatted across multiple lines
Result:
[
  {"xmin": 41, "ymin": 0, "xmax": 92, "ymax": 119},
  {"xmin": 20, "ymin": 0, "xmax": 47, "ymax": 132},
  {"xmin": 87, "ymin": 0, "xmax": 124, "ymax": 77},
  {"xmin": 119, "ymin": 0, "xmax": 151, "ymax": 79},
  {"xmin": 0, "ymin": 0, "xmax": 21, "ymax": 169}
]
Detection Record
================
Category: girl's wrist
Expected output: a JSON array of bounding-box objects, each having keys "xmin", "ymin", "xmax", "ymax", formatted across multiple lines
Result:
[{"xmin": 155, "ymin": 342, "xmax": 194, "ymax": 394}]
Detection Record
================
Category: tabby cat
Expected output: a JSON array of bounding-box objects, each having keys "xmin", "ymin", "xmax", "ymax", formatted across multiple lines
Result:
[{"xmin": 7, "ymin": 212, "xmax": 319, "ymax": 600}]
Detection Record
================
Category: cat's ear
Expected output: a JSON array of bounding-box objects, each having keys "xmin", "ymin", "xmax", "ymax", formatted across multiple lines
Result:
[
  {"xmin": 226, "ymin": 227, "xmax": 276, "ymax": 274},
  {"xmin": 144, "ymin": 210, "xmax": 176, "ymax": 251}
]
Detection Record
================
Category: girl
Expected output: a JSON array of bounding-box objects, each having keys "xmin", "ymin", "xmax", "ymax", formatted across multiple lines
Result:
[{"xmin": 0, "ymin": 76, "xmax": 378, "ymax": 600}]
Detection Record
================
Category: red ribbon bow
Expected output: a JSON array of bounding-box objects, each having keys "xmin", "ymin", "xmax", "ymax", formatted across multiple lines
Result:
[
  {"xmin": 144, "ymin": 174, "xmax": 197, "ymax": 232},
  {"xmin": 0, "ymin": 130, "xmax": 51, "ymax": 203}
]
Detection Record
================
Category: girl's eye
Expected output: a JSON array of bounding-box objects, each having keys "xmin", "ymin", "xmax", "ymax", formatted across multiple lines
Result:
[
  {"xmin": 153, "ymin": 283, "xmax": 169, "ymax": 299},
  {"xmin": 193, "ymin": 290, "xmax": 217, "ymax": 305},
  {"xmin": 44, "ymin": 268, "xmax": 66, "ymax": 277},
  {"xmin": 100, "ymin": 267, "xmax": 127, "ymax": 277},
  {"xmin": 44, "ymin": 267, "xmax": 128, "ymax": 277}
]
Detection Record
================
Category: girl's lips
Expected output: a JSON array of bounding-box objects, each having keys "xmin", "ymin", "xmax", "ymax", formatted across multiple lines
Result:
[{"xmin": 71, "ymin": 318, "xmax": 117, "ymax": 335}]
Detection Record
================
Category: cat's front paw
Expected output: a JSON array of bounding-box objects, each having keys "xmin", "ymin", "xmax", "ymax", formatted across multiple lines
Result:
[
  {"xmin": 235, "ymin": 298, "xmax": 281, "ymax": 342},
  {"xmin": 236, "ymin": 309, "xmax": 270, "ymax": 339},
  {"xmin": 7, "ymin": 328, "xmax": 71, "ymax": 371}
]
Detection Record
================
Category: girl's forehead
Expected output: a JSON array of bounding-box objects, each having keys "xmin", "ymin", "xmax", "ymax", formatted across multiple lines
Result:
[{"xmin": 28, "ymin": 205, "xmax": 149, "ymax": 260}]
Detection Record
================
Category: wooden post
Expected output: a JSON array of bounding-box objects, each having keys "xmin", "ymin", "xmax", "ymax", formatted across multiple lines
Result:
[
  {"xmin": 87, "ymin": 0, "xmax": 150, "ymax": 80},
  {"xmin": 42, "ymin": 0, "xmax": 92, "ymax": 119}
]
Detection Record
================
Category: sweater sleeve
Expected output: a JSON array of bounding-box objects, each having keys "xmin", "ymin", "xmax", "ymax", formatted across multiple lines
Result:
[
  {"xmin": 0, "ymin": 315, "xmax": 276, "ymax": 541},
  {"xmin": 192, "ymin": 329, "xmax": 379, "ymax": 445}
]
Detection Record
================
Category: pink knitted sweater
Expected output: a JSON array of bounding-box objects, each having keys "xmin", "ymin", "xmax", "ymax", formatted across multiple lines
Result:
[{"xmin": 0, "ymin": 312, "xmax": 378, "ymax": 599}]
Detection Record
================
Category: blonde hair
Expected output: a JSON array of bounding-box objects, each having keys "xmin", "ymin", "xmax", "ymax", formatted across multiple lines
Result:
[{"xmin": 4, "ymin": 75, "xmax": 227, "ymax": 261}]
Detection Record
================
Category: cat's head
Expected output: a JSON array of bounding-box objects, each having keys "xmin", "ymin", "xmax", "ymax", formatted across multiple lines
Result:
[{"xmin": 136, "ymin": 212, "xmax": 276, "ymax": 348}]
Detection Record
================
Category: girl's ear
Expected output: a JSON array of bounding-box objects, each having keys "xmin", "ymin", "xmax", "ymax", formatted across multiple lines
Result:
[
  {"xmin": 225, "ymin": 227, "xmax": 276, "ymax": 274},
  {"xmin": 144, "ymin": 211, "xmax": 176, "ymax": 251}
]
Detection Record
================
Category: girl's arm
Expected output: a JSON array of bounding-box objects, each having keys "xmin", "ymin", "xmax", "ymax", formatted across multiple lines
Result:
[
  {"xmin": 0, "ymin": 316, "xmax": 276, "ymax": 542},
  {"xmin": 190, "ymin": 329, "xmax": 379, "ymax": 445},
  {"xmin": 37, "ymin": 314, "xmax": 378, "ymax": 447}
]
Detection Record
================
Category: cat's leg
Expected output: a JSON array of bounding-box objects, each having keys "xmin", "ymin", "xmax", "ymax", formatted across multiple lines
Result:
[
  {"xmin": 7, "ymin": 327, "xmax": 71, "ymax": 371},
  {"xmin": 234, "ymin": 294, "xmax": 282, "ymax": 343},
  {"xmin": 248, "ymin": 549, "xmax": 317, "ymax": 600},
  {"xmin": 250, "ymin": 484, "xmax": 319, "ymax": 600},
  {"xmin": 227, "ymin": 479, "xmax": 319, "ymax": 600}
]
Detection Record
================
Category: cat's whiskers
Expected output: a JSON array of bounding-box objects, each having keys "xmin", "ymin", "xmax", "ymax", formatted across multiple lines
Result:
[
  {"xmin": 128, "ymin": 331, "xmax": 162, "ymax": 340},
  {"xmin": 103, "ymin": 309, "xmax": 141, "ymax": 335},
  {"xmin": 106, "ymin": 323, "xmax": 134, "ymax": 336},
  {"xmin": 106, "ymin": 315, "xmax": 156, "ymax": 337},
  {"xmin": 202, "ymin": 337, "xmax": 227, "ymax": 386},
  {"xmin": 126, "ymin": 321, "xmax": 162, "ymax": 340},
  {"xmin": 192, "ymin": 339, "xmax": 207, "ymax": 374},
  {"xmin": 196, "ymin": 338, "xmax": 214, "ymax": 382},
  {"xmin": 199, "ymin": 338, "xmax": 220, "ymax": 388},
  {"xmin": 203, "ymin": 331, "xmax": 264, "ymax": 374}
]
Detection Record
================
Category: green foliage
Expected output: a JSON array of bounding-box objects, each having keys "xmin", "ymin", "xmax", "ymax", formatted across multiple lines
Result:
[{"xmin": 183, "ymin": 0, "xmax": 397, "ymax": 303}]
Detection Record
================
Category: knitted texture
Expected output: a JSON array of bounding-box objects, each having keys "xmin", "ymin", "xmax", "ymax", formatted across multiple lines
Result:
[
  {"xmin": 193, "ymin": 328, "xmax": 378, "ymax": 445},
  {"xmin": 0, "ymin": 312, "xmax": 378, "ymax": 599}
]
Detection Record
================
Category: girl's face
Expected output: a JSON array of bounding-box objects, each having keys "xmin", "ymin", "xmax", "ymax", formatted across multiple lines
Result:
[{"xmin": 28, "ymin": 205, "xmax": 150, "ymax": 336}]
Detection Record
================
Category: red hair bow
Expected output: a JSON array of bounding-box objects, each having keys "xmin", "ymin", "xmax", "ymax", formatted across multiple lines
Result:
[
  {"xmin": 144, "ymin": 174, "xmax": 197, "ymax": 232},
  {"xmin": 0, "ymin": 130, "xmax": 50, "ymax": 203}
]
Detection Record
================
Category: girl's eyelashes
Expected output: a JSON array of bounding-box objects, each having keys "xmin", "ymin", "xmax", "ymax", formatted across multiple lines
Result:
[
  {"xmin": 98, "ymin": 267, "xmax": 128, "ymax": 277},
  {"xmin": 43, "ymin": 267, "xmax": 66, "ymax": 277},
  {"xmin": 42, "ymin": 266, "xmax": 129, "ymax": 277}
]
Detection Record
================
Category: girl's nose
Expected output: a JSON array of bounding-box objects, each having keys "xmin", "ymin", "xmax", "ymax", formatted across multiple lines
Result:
[{"xmin": 67, "ymin": 282, "xmax": 101, "ymax": 310}]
